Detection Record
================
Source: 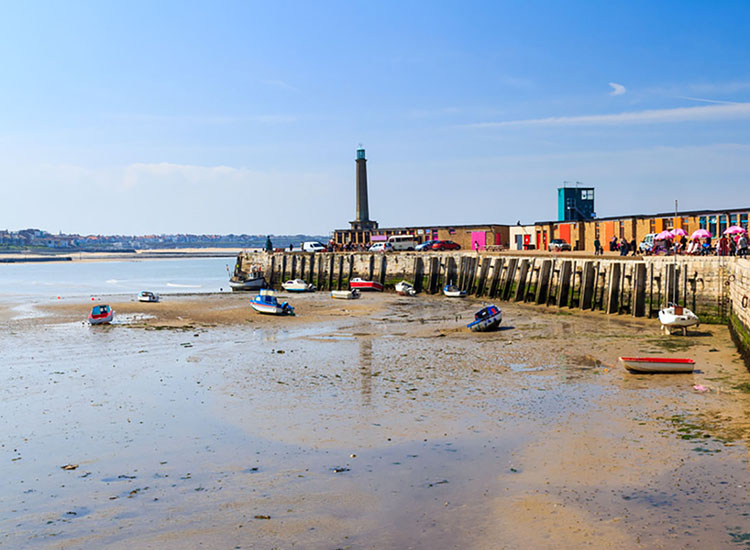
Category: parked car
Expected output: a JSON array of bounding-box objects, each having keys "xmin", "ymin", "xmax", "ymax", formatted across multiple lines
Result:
[
  {"xmin": 302, "ymin": 241, "xmax": 327, "ymax": 252},
  {"xmin": 431, "ymin": 240, "xmax": 461, "ymax": 251},
  {"xmin": 639, "ymin": 233, "xmax": 657, "ymax": 253},
  {"xmin": 369, "ymin": 242, "xmax": 394, "ymax": 252},
  {"xmin": 416, "ymin": 240, "xmax": 437, "ymax": 251},
  {"xmin": 548, "ymin": 239, "xmax": 571, "ymax": 252}
]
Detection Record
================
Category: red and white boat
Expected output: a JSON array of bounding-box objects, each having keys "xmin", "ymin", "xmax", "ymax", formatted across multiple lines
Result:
[
  {"xmin": 88, "ymin": 304, "xmax": 114, "ymax": 325},
  {"xmin": 350, "ymin": 277, "xmax": 384, "ymax": 291},
  {"xmin": 619, "ymin": 356, "xmax": 695, "ymax": 373}
]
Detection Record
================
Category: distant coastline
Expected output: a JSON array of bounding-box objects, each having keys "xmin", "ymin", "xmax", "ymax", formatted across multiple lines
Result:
[{"xmin": 0, "ymin": 247, "xmax": 249, "ymax": 264}]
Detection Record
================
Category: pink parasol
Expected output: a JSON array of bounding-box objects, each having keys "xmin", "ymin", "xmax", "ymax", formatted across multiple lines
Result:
[
  {"xmin": 655, "ymin": 230, "xmax": 673, "ymax": 240},
  {"xmin": 690, "ymin": 229, "xmax": 712, "ymax": 240},
  {"xmin": 671, "ymin": 228, "xmax": 687, "ymax": 237},
  {"xmin": 723, "ymin": 225, "xmax": 747, "ymax": 235}
]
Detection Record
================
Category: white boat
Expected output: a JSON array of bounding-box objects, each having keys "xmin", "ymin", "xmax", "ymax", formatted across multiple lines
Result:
[
  {"xmin": 467, "ymin": 305, "xmax": 502, "ymax": 332},
  {"xmin": 229, "ymin": 266, "xmax": 268, "ymax": 291},
  {"xmin": 619, "ymin": 356, "xmax": 695, "ymax": 373},
  {"xmin": 331, "ymin": 289, "xmax": 360, "ymax": 300},
  {"xmin": 88, "ymin": 304, "xmax": 114, "ymax": 325},
  {"xmin": 250, "ymin": 289, "xmax": 295, "ymax": 315},
  {"xmin": 395, "ymin": 281, "xmax": 416, "ymax": 296},
  {"xmin": 138, "ymin": 291, "xmax": 159, "ymax": 303},
  {"xmin": 281, "ymin": 279, "xmax": 315, "ymax": 292},
  {"xmin": 443, "ymin": 284, "xmax": 467, "ymax": 298},
  {"xmin": 658, "ymin": 304, "xmax": 700, "ymax": 335}
]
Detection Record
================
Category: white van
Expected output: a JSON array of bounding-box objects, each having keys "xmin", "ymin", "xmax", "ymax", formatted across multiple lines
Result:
[
  {"xmin": 387, "ymin": 235, "xmax": 417, "ymax": 251},
  {"xmin": 302, "ymin": 241, "xmax": 327, "ymax": 252}
]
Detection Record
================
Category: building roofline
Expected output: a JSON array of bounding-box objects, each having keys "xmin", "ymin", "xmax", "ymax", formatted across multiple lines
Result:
[{"xmin": 334, "ymin": 223, "xmax": 510, "ymax": 232}]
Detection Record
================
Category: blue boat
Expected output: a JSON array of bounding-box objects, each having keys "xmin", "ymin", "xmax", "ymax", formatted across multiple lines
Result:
[
  {"xmin": 467, "ymin": 304, "xmax": 502, "ymax": 332},
  {"xmin": 250, "ymin": 289, "xmax": 295, "ymax": 316}
]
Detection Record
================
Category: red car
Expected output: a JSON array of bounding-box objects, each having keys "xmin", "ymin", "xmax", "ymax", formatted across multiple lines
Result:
[{"xmin": 431, "ymin": 240, "xmax": 461, "ymax": 251}]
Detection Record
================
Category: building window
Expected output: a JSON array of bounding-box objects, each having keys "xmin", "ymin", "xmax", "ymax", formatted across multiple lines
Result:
[
  {"xmin": 741, "ymin": 214, "xmax": 748, "ymax": 230},
  {"xmin": 730, "ymin": 214, "xmax": 737, "ymax": 227},
  {"xmin": 619, "ymin": 221, "xmax": 625, "ymax": 238},
  {"xmin": 699, "ymin": 216, "xmax": 707, "ymax": 229},
  {"xmin": 719, "ymin": 215, "xmax": 727, "ymax": 236},
  {"xmin": 649, "ymin": 219, "xmax": 655, "ymax": 233},
  {"xmin": 708, "ymin": 216, "xmax": 717, "ymax": 236},
  {"xmin": 594, "ymin": 223, "xmax": 600, "ymax": 239}
]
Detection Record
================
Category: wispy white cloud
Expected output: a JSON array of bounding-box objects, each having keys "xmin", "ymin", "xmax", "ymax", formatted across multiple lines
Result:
[
  {"xmin": 464, "ymin": 102, "xmax": 750, "ymax": 128},
  {"xmin": 260, "ymin": 79, "xmax": 300, "ymax": 93},
  {"xmin": 608, "ymin": 82, "xmax": 626, "ymax": 96},
  {"xmin": 677, "ymin": 96, "xmax": 739, "ymax": 105}
]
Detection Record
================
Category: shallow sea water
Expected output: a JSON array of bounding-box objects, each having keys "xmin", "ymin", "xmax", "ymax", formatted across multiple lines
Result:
[{"xmin": 1, "ymin": 295, "xmax": 749, "ymax": 549}]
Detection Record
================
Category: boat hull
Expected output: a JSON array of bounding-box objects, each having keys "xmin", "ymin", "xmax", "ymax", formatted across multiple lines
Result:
[
  {"xmin": 281, "ymin": 280, "xmax": 314, "ymax": 292},
  {"xmin": 229, "ymin": 277, "xmax": 267, "ymax": 291},
  {"xmin": 468, "ymin": 312, "xmax": 502, "ymax": 332},
  {"xmin": 619, "ymin": 356, "xmax": 695, "ymax": 373},
  {"xmin": 350, "ymin": 279, "xmax": 383, "ymax": 291},
  {"xmin": 251, "ymin": 303, "xmax": 286, "ymax": 315},
  {"xmin": 331, "ymin": 289, "xmax": 360, "ymax": 299},
  {"xmin": 658, "ymin": 306, "xmax": 699, "ymax": 332},
  {"xmin": 88, "ymin": 312, "xmax": 114, "ymax": 325},
  {"xmin": 395, "ymin": 281, "xmax": 416, "ymax": 296}
]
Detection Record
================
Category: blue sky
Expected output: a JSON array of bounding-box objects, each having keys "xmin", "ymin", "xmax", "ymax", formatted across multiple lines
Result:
[{"xmin": 1, "ymin": 1, "xmax": 749, "ymax": 234}]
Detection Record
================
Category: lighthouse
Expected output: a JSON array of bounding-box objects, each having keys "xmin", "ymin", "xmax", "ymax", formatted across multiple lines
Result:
[{"xmin": 349, "ymin": 147, "xmax": 378, "ymax": 242}]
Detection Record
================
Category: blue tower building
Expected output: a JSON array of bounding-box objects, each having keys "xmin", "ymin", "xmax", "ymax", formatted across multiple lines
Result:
[{"xmin": 558, "ymin": 186, "xmax": 595, "ymax": 222}]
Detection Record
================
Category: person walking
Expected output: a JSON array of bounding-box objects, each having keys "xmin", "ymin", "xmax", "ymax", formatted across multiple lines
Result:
[
  {"xmin": 738, "ymin": 233, "xmax": 748, "ymax": 257},
  {"xmin": 593, "ymin": 237, "xmax": 601, "ymax": 256},
  {"xmin": 630, "ymin": 238, "xmax": 637, "ymax": 256}
]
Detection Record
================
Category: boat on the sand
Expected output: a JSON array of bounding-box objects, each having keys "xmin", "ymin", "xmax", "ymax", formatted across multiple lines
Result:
[
  {"xmin": 350, "ymin": 278, "xmax": 383, "ymax": 291},
  {"xmin": 619, "ymin": 356, "xmax": 695, "ymax": 373},
  {"xmin": 331, "ymin": 289, "xmax": 360, "ymax": 300},
  {"xmin": 281, "ymin": 279, "xmax": 315, "ymax": 292},
  {"xmin": 250, "ymin": 289, "xmax": 295, "ymax": 315},
  {"xmin": 467, "ymin": 304, "xmax": 502, "ymax": 332},
  {"xmin": 395, "ymin": 281, "xmax": 416, "ymax": 296},
  {"xmin": 229, "ymin": 265, "xmax": 268, "ymax": 291},
  {"xmin": 138, "ymin": 291, "xmax": 159, "ymax": 303},
  {"xmin": 88, "ymin": 304, "xmax": 114, "ymax": 325},
  {"xmin": 443, "ymin": 284, "xmax": 466, "ymax": 298},
  {"xmin": 658, "ymin": 304, "xmax": 700, "ymax": 335}
]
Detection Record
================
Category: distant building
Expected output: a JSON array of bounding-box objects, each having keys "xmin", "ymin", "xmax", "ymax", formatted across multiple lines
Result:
[{"xmin": 558, "ymin": 185, "xmax": 595, "ymax": 222}]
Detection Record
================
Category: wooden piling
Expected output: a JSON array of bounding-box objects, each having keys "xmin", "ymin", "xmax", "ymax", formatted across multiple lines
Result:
[
  {"xmin": 347, "ymin": 255, "xmax": 354, "ymax": 287},
  {"xmin": 514, "ymin": 259, "xmax": 530, "ymax": 302},
  {"xmin": 379, "ymin": 255, "xmax": 387, "ymax": 286},
  {"xmin": 328, "ymin": 255, "xmax": 335, "ymax": 291},
  {"xmin": 633, "ymin": 263, "xmax": 647, "ymax": 317},
  {"xmin": 281, "ymin": 255, "xmax": 288, "ymax": 282},
  {"xmin": 368, "ymin": 255, "xmax": 375, "ymax": 281},
  {"xmin": 476, "ymin": 258, "xmax": 491, "ymax": 297},
  {"xmin": 488, "ymin": 258, "xmax": 504, "ymax": 298},
  {"xmin": 502, "ymin": 258, "xmax": 519, "ymax": 300},
  {"xmin": 580, "ymin": 261, "xmax": 595, "ymax": 310},
  {"xmin": 534, "ymin": 260, "xmax": 552, "ymax": 304},
  {"xmin": 428, "ymin": 257, "xmax": 440, "ymax": 294},
  {"xmin": 413, "ymin": 257, "xmax": 424, "ymax": 292},
  {"xmin": 606, "ymin": 263, "xmax": 621, "ymax": 314},
  {"xmin": 337, "ymin": 255, "xmax": 344, "ymax": 290},
  {"xmin": 556, "ymin": 260, "xmax": 572, "ymax": 308}
]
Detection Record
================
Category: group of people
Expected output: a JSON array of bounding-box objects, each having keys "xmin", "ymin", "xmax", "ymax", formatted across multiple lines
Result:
[
  {"xmin": 592, "ymin": 236, "xmax": 638, "ymax": 256},
  {"xmin": 649, "ymin": 233, "xmax": 748, "ymax": 257}
]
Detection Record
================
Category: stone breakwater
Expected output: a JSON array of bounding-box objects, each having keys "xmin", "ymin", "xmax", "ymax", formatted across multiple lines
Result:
[{"xmin": 238, "ymin": 251, "xmax": 750, "ymax": 361}]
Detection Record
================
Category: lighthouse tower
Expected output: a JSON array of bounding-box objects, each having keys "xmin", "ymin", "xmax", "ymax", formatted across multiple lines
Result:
[{"xmin": 349, "ymin": 147, "xmax": 378, "ymax": 242}]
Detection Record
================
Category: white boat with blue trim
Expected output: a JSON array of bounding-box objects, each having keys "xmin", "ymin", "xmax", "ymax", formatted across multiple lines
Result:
[
  {"xmin": 467, "ymin": 305, "xmax": 502, "ymax": 332},
  {"xmin": 250, "ymin": 289, "xmax": 295, "ymax": 316}
]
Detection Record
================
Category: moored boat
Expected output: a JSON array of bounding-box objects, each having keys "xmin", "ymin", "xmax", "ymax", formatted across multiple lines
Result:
[
  {"xmin": 443, "ymin": 284, "xmax": 466, "ymax": 298},
  {"xmin": 229, "ymin": 265, "xmax": 268, "ymax": 291},
  {"xmin": 138, "ymin": 291, "xmax": 159, "ymax": 303},
  {"xmin": 331, "ymin": 289, "xmax": 360, "ymax": 300},
  {"xmin": 395, "ymin": 281, "xmax": 416, "ymax": 296},
  {"xmin": 350, "ymin": 277, "xmax": 384, "ymax": 291},
  {"xmin": 250, "ymin": 289, "xmax": 295, "ymax": 315},
  {"xmin": 658, "ymin": 304, "xmax": 700, "ymax": 335},
  {"xmin": 281, "ymin": 279, "xmax": 315, "ymax": 292},
  {"xmin": 619, "ymin": 356, "xmax": 695, "ymax": 373},
  {"xmin": 467, "ymin": 304, "xmax": 502, "ymax": 332},
  {"xmin": 88, "ymin": 304, "xmax": 114, "ymax": 325}
]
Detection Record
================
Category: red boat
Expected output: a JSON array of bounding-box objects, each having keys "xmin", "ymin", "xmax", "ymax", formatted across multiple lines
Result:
[
  {"xmin": 619, "ymin": 357, "xmax": 695, "ymax": 373},
  {"xmin": 88, "ymin": 304, "xmax": 114, "ymax": 325},
  {"xmin": 349, "ymin": 277, "xmax": 384, "ymax": 291}
]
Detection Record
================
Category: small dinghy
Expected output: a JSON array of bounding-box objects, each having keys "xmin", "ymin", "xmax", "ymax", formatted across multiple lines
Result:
[
  {"xmin": 350, "ymin": 278, "xmax": 384, "ymax": 291},
  {"xmin": 467, "ymin": 304, "xmax": 502, "ymax": 332},
  {"xmin": 658, "ymin": 303, "xmax": 700, "ymax": 335},
  {"xmin": 138, "ymin": 291, "xmax": 159, "ymax": 303},
  {"xmin": 331, "ymin": 289, "xmax": 360, "ymax": 300},
  {"xmin": 250, "ymin": 289, "xmax": 295, "ymax": 315},
  {"xmin": 281, "ymin": 279, "xmax": 315, "ymax": 292},
  {"xmin": 443, "ymin": 284, "xmax": 466, "ymax": 298},
  {"xmin": 619, "ymin": 356, "xmax": 695, "ymax": 373},
  {"xmin": 395, "ymin": 281, "xmax": 416, "ymax": 296},
  {"xmin": 88, "ymin": 304, "xmax": 114, "ymax": 325}
]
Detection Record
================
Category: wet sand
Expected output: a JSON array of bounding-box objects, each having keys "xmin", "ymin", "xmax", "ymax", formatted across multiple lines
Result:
[{"xmin": 2, "ymin": 292, "xmax": 749, "ymax": 549}]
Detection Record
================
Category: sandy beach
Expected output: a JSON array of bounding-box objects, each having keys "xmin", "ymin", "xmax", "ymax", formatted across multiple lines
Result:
[{"xmin": 2, "ymin": 291, "xmax": 749, "ymax": 549}]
